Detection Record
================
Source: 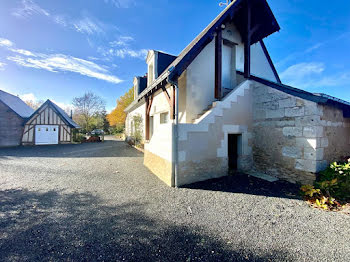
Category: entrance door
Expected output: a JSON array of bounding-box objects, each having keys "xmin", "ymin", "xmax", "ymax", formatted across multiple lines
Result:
[
  {"xmin": 35, "ymin": 125, "xmax": 59, "ymax": 145},
  {"xmin": 228, "ymin": 134, "xmax": 240, "ymax": 170},
  {"xmin": 222, "ymin": 43, "xmax": 236, "ymax": 95}
]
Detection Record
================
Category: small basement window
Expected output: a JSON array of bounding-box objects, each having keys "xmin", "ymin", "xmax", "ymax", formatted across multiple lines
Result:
[{"xmin": 160, "ymin": 112, "xmax": 169, "ymax": 124}]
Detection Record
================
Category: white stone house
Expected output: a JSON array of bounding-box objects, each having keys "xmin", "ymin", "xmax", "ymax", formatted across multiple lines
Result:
[{"xmin": 125, "ymin": 0, "xmax": 350, "ymax": 187}]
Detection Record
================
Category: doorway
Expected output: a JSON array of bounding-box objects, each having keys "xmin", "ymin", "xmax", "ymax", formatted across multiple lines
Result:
[{"xmin": 228, "ymin": 134, "xmax": 241, "ymax": 170}]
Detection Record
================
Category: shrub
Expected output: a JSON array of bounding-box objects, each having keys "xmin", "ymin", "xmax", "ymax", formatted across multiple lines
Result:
[
  {"xmin": 132, "ymin": 115, "xmax": 143, "ymax": 146},
  {"xmin": 74, "ymin": 133, "xmax": 86, "ymax": 143},
  {"xmin": 316, "ymin": 160, "xmax": 350, "ymax": 201},
  {"xmin": 301, "ymin": 158, "xmax": 350, "ymax": 211}
]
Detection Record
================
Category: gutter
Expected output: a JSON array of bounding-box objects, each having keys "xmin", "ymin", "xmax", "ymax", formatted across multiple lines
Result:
[{"xmin": 167, "ymin": 67, "xmax": 179, "ymax": 188}]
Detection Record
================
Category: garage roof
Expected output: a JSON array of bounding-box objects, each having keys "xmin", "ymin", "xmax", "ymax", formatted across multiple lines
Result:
[
  {"xmin": 29, "ymin": 100, "xmax": 80, "ymax": 128},
  {"xmin": 0, "ymin": 90, "xmax": 34, "ymax": 118}
]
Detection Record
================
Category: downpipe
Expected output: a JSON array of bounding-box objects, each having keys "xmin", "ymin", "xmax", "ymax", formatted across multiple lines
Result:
[{"xmin": 168, "ymin": 75, "xmax": 179, "ymax": 188}]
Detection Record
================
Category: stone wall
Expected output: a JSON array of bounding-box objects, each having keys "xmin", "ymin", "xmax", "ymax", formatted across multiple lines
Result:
[
  {"xmin": 0, "ymin": 101, "xmax": 25, "ymax": 147},
  {"xmin": 320, "ymin": 105, "xmax": 350, "ymax": 163},
  {"xmin": 177, "ymin": 81, "xmax": 253, "ymax": 186},
  {"xmin": 251, "ymin": 81, "xmax": 350, "ymax": 184},
  {"xmin": 144, "ymin": 149, "xmax": 173, "ymax": 186}
]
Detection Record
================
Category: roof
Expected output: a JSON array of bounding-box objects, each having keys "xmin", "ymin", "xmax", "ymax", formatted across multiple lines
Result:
[
  {"xmin": 0, "ymin": 89, "xmax": 34, "ymax": 118},
  {"xmin": 242, "ymin": 72, "xmax": 350, "ymax": 118},
  {"xmin": 139, "ymin": 76, "xmax": 148, "ymax": 94},
  {"xmin": 157, "ymin": 51, "xmax": 177, "ymax": 77},
  {"xmin": 29, "ymin": 100, "xmax": 80, "ymax": 128},
  {"xmin": 126, "ymin": 0, "xmax": 280, "ymax": 112}
]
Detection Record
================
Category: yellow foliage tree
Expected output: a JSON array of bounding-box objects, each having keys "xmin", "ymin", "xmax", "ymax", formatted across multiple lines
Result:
[{"xmin": 107, "ymin": 87, "xmax": 134, "ymax": 127}]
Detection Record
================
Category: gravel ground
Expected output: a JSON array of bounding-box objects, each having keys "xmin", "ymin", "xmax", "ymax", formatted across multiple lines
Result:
[{"xmin": 0, "ymin": 136, "xmax": 349, "ymax": 262}]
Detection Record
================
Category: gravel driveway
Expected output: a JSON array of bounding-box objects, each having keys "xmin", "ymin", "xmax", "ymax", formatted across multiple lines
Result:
[{"xmin": 0, "ymin": 136, "xmax": 349, "ymax": 261}]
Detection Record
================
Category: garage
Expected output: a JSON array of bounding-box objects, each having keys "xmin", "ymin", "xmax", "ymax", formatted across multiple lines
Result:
[
  {"xmin": 35, "ymin": 125, "xmax": 59, "ymax": 145},
  {"xmin": 22, "ymin": 99, "xmax": 79, "ymax": 145}
]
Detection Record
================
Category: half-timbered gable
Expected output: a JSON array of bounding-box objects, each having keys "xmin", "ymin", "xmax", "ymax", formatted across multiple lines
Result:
[{"xmin": 22, "ymin": 100, "xmax": 79, "ymax": 145}]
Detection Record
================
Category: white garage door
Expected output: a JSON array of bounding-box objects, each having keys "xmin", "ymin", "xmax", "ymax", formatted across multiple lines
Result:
[{"xmin": 35, "ymin": 125, "xmax": 59, "ymax": 145}]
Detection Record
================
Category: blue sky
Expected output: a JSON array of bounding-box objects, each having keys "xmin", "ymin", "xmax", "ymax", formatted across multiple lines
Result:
[{"xmin": 0, "ymin": 0, "xmax": 349, "ymax": 112}]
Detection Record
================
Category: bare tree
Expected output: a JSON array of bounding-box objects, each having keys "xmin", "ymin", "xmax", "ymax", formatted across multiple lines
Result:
[{"xmin": 72, "ymin": 92, "xmax": 106, "ymax": 131}]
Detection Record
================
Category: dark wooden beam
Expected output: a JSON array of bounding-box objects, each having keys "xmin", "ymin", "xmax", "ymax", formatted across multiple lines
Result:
[
  {"xmin": 161, "ymin": 86, "xmax": 172, "ymax": 107},
  {"xmin": 249, "ymin": 24, "xmax": 261, "ymax": 38},
  {"xmin": 215, "ymin": 29, "xmax": 222, "ymax": 99},
  {"xmin": 145, "ymin": 96, "xmax": 149, "ymax": 140},
  {"xmin": 223, "ymin": 38, "xmax": 238, "ymax": 47},
  {"xmin": 145, "ymin": 95, "xmax": 153, "ymax": 140},
  {"xmin": 244, "ymin": 0, "xmax": 251, "ymax": 78}
]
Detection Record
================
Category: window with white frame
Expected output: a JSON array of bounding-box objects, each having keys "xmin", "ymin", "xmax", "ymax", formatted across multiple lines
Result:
[
  {"xmin": 160, "ymin": 112, "xmax": 169, "ymax": 124},
  {"xmin": 148, "ymin": 64, "xmax": 154, "ymax": 86}
]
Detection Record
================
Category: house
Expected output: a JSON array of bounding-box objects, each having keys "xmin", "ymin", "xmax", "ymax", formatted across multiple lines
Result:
[
  {"xmin": 22, "ymin": 100, "xmax": 80, "ymax": 145},
  {"xmin": 125, "ymin": 0, "xmax": 350, "ymax": 187},
  {"xmin": 0, "ymin": 90, "xmax": 34, "ymax": 147}
]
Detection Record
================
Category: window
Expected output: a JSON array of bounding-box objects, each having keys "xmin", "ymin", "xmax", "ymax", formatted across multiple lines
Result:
[
  {"xmin": 148, "ymin": 64, "xmax": 154, "ymax": 86},
  {"xmin": 150, "ymin": 116, "xmax": 154, "ymax": 138},
  {"xmin": 160, "ymin": 112, "xmax": 169, "ymax": 124}
]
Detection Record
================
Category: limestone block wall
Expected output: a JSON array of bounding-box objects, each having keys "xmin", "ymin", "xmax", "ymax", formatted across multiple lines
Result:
[
  {"xmin": 251, "ymin": 81, "xmax": 350, "ymax": 184},
  {"xmin": 177, "ymin": 80, "xmax": 253, "ymax": 186},
  {"xmin": 320, "ymin": 105, "xmax": 350, "ymax": 163}
]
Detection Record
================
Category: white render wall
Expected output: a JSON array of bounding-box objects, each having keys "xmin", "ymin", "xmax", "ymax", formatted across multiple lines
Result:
[
  {"xmin": 125, "ymin": 102, "xmax": 146, "ymax": 139},
  {"xmin": 185, "ymin": 40, "xmax": 215, "ymax": 123},
  {"xmin": 145, "ymin": 87, "xmax": 173, "ymax": 162},
  {"xmin": 184, "ymin": 21, "xmax": 279, "ymax": 123},
  {"xmin": 224, "ymin": 22, "xmax": 277, "ymax": 82}
]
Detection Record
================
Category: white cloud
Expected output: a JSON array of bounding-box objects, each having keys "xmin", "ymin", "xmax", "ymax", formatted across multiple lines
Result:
[
  {"xmin": 73, "ymin": 17, "xmax": 104, "ymax": 35},
  {"xmin": 10, "ymin": 48, "xmax": 36, "ymax": 56},
  {"xmin": 0, "ymin": 38, "xmax": 122, "ymax": 84},
  {"xmin": 280, "ymin": 62, "xmax": 325, "ymax": 80},
  {"xmin": 12, "ymin": 0, "xmax": 50, "ymax": 18},
  {"xmin": 104, "ymin": 0, "xmax": 135, "ymax": 8},
  {"xmin": 98, "ymin": 37, "xmax": 148, "ymax": 59},
  {"xmin": 280, "ymin": 62, "xmax": 350, "ymax": 89},
  {"xmin": 52, "ymin": 100, "xmax": 75, "ymax": 114},
  {"xmin": 53, "ymin": 15, "xmax": 68, "ymax": 27},
  {"xmin": 0, "ymin": 61, "xmax": 6, "ymax": 71},
  {"xmin": 0, "ymin": 38, "xmax": 13, "ymax": 47},
  {"xmin": 8, "ymin": 54, "xmax": 123, "ymax": 84},
  {"xmin": 110, "ymin": 36, "xmax": 134, "ymax": 47},
  {"xmin": 20, "ymin": 93, "xmax": 37, "ymax": 102},
  {"xmin": 12, "ymin": 1, "xmax": 106, "ymax": 36},
  {"xmin": 115, "ymin": 48, "xmax": 148, "ymax": 59}
]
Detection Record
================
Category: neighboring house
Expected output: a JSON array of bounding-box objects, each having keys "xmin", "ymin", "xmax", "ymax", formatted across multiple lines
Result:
[
  {"xmin": 22, "ymin": 100, "xmax": 80, "ymax": 145},
  {"xmin": 125, "ymin": 0, "xmax": 350, "ymax": 187},
  {"xmin": 0, "ymin": 90, "xmax": 34, "ymax": 147}
]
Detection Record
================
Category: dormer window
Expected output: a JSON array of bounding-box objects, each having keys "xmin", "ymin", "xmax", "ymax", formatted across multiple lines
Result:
[
  {"xmin": 148, "ymin": 64, "xmax": 154, "ymax": 86},
  {"xmin": 146, "ymin": 50, "xmax": 158, "ymax": 87},
  {"xmin": 133, "ymin": 77, "xmax": 139, "ymax": 100}
]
